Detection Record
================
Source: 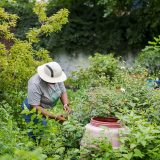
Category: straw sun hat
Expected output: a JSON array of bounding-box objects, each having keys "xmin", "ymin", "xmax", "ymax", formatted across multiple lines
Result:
[{"xmin": 37, "ymin": 62, "xmax": 67, "ymax": 83}]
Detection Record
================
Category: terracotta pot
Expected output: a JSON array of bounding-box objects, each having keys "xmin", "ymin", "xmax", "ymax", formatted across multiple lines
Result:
[{"xmin": 81, "ymin": 116, "xmax": 126, "ymax": 149}]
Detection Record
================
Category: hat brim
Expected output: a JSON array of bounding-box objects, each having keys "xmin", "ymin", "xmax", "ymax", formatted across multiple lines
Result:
[{"xmin": 37, "ymin": 65, "xmax": 67, "ymax": 83}]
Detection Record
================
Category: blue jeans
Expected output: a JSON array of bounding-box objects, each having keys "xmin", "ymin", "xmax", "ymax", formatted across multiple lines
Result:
[{"xmin": 22, "ymin": 98, "xmax": 47, "ymax": 141}]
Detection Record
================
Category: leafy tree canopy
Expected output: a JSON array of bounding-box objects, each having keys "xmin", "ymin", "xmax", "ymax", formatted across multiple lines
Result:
[{"xmin": 0, "ymin": 1, "xmax": 69, "ymax": 98}]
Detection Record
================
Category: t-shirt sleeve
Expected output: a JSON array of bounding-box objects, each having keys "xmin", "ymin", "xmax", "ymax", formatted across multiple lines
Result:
[
  {"xmin": 28, "ymin": 82, "xmax": 41, "ymax": 105},
  {"xmin": 58, "ymin": 82, "xmax": 66, "ymax": 94}
]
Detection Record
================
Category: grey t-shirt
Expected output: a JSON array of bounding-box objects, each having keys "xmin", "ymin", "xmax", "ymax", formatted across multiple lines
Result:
[{"xmin": 28, "ymin": 74, "xmax": 66, "ymax": 108}]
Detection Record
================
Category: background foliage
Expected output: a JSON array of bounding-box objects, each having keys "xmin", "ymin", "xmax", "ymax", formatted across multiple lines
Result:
[
  {"xmin": 2, "ymin": 0, "xmax": 160, "ymax": 54},
  {"xmin": 1, "ymin": 0, "xmax": 160, "ymax": 54},
  {"xmin": 136, "ymin": 36, "xmax": 160, "ymax": 75}
]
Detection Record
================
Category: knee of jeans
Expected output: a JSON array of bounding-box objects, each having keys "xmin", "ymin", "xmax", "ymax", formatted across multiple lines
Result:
[
  {"xmin": 33, "ymin": 118, "xmax": 47, "ymax": 125},
  {"xmin": 22, "ymin": 98, "xmax": 31, "ymax": 110}
]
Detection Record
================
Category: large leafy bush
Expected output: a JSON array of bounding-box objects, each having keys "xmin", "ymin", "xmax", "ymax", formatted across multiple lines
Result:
[
  {"xmin": 73, "ymin": 53, "xmax": 119, "ymax": 88},
  {"xmin": 136, "ymin": 36, "xmax": 160, "ymax": 75},
  {"xmin": 81, "ymin": 111, "xmax": 160, "ymax": 160},
  {"xmin": 0, "ymin": 2, "xmax": 69, "ymax": 98}
]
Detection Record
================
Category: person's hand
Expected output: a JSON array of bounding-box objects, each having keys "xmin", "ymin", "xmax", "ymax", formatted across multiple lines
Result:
[
  {"xmin": 55, "ymin": 115, "xmax": 66, "ymax": 123},
  {"xmin": 63, "ymin": 104, "xmax": 72, "ymax": 114}
]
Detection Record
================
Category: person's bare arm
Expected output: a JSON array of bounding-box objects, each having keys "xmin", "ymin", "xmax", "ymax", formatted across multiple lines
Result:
[
  {"xmin": 60, "ymin": 92, "xmax": 72, "ymax": 113},
  {"xmin": 31, "ymin": 105, "xmax": 65, "ymax": 122},
  {"xmin": 60, "ymin": 92, "xmax": 69, "ymax": 105}
]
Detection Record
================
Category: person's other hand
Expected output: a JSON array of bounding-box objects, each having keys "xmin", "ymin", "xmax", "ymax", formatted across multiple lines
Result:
[
  {"xmin": 56, "ymin": 115, "xmax": 66, "ymax": 123},
  {"xmin": 63, "ymin": 104, "xmax": 72, "ymax": 114}
]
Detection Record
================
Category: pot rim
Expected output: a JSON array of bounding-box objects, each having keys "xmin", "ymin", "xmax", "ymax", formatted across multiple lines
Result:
[{"xmin": 90, "ymin": 116, "xmax": 121, "ymax": 128}]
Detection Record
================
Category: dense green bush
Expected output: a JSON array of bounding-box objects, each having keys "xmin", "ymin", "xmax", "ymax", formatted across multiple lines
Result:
[
  {"xmin": 136, "ymin": 36, "xmax": 160, "ymax": 75},
  {"xmin": 0, "ymin": 102, "xmax": 29, "ymax": 156},
  {"xmin": 72, "ymin": 53, "xmax": 119, "ymax": 88},
  {"xmin": 3, "ymin": 0, "xmax": 160, "ymax": 54},
  {"xmin": 81, "ymin": 111, "xmax": 160, "ymax": 160},
  {"xmin": 0, "ymin": 148, "xmax": 47, "ymax": 160},
  {"xmin": 71, "ymin": 54, "xmax": 151, "ymax": 124},
  {"xmin": 0, "ymin": 2, "xmax": 69, "ymax": 99}
]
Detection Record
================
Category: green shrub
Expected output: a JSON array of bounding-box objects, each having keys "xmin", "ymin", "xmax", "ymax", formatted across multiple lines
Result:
[
  {"xmin": 136, "ymin": 36, "xmax": 160, "ymax": 75},
  {"xmin": 73, "ymin": 53, "xmax": 119, "ymax": 88},
  {"xmin": 0, "ymin": 148, "xmax": 47, "ymax": 160},
  {"xmin": 0, "ymin": 2, "xmax": 69, "ymax": 98},
  {"xmin": 72, "ymin": 62, "xmax": 151, "ymax": 124},
  {"xmin": 80, "ymin": 111, "xmax": 160, "ymax": 160},
  {"xmin": 116, "ymin": 111, "xmax": 160, "ymax": 160}
]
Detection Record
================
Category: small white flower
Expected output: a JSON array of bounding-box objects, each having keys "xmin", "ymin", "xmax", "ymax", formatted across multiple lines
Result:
[
  {"xmin": 120, "ymin": 66, "xmax": 125, "ymax": 69},
  {"xmin": 120, "ymin": 87, "xmax": 125, "ymax": 92}
]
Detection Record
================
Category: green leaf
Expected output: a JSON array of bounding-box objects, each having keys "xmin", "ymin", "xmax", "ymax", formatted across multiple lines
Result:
[
  {"xmin": 123, "ymin": 153, "xmax": 133, "ymax": 160},
  {"xmin": 130, "ymin": 143, "xmax": 137, "ymax": 149},
  {"xmin": 134, "ymin": 149, "xmax": 144, "ymax": 158},
  {"xmin": 141, "ymin": 140, "xmax": 147, "ymax": 147}
]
